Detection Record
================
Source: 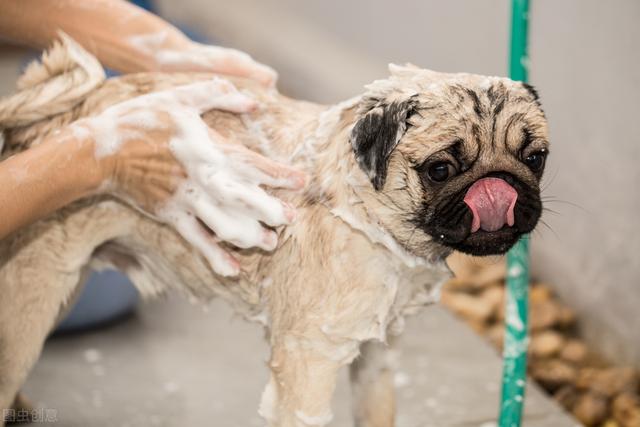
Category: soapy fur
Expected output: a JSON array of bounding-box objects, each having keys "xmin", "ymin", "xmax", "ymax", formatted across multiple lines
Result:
[{"xmin": 0, "ymin": 40, "xmax": 548, "ymax": 427}]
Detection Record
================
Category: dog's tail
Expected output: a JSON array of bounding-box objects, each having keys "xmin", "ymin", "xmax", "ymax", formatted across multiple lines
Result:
[{"xmin": 0, "ymin": 32, "xmax": 105, "ymax": 150}]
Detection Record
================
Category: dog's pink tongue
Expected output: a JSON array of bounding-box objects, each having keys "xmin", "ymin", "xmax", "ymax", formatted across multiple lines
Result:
[{"xmin": 464, "ymin": 178, "xmax": 518, "ymax": 233}]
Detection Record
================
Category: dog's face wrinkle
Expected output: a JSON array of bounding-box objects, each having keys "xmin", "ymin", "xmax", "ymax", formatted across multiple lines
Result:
[
  {"xmin": 462, "ymin": 87, "xmax": 484, "ymax": 118},
  {"xmin": 503, "ymin": 112, "xmax": 527, "ymax": 156},
  {"xmin": 355, "ymin": 69, "xmax": 549, "ymax": 259}
]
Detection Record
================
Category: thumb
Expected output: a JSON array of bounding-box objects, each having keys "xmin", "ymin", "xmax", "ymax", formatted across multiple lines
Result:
[{"xmin": 207, "ymin": 47, "xmax": 278, "ymax": 88}]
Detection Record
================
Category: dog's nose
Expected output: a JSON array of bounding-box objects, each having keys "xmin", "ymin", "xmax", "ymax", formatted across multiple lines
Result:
[{"xmin": 463, "ymin": 178, "xmax": 518, "ymax": 232}]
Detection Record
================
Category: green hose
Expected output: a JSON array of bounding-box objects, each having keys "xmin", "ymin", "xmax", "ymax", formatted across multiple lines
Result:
[{"xmin": 499, "ymin": 1, "xmax": 530, "ymax": 426}]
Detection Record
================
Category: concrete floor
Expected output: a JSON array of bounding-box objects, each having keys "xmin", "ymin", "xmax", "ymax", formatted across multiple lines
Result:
[{"xmin": 21, "ymin": 298, "xmax": 579, "ymax": 427}]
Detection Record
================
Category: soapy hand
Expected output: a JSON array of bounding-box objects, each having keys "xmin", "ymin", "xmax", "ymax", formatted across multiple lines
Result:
[
  {"xmin": 70, "ymin": 78, "xmax": 304, "ymax": 276},
  {"xmin": 128, "ymin": 29, "xmax": 277, "ymax": 87}
]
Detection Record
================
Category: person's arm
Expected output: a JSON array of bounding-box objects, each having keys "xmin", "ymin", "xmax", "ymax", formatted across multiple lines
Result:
[
  {"xmin": 0, "ymin": 79, "xmax": 304, "ymax": 276},
  {"xmin": 0, "ymin": 0, "xmax": 276, "ymax": 85},
  {"xmin": 0, "ymin": 128, "xmax": 103, "ymax": 240}
]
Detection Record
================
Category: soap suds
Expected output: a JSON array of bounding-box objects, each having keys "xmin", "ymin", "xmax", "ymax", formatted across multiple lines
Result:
[
  {"xmin": 74, "ymin": 79, "xmax": 289, "ymax": 276},
  {"xmin": 157, "ymin": 46, "xmax": 252, "ymax": 71},
  {"xmin": 258, "ymin": 378, "xmax": 278, "ymax": 422},
  {"xmin": 505, "ymin": 289, "xmax": 524, "ymax": 332},
  {"xmin": 330, "ymin": 205, "xmax": 426, "ymax": 269},
  {"xmin": 284, "ymin": 334, "xmax": 360, "ymax": 365},
  {"xmin": 249, "ymin": 308, "xmax": 270, "ymax": 327},
  {"xmin": 240, "ymin": 114, "xmax": 283, "ymax": 162},
  {"xmin": 295, "ymin": 409, "xmax": 334, "ymax": 427},
  {"xmin": 83, "ymin": 348, "xmax": 102, "ymax": 363},
  {"xmin": 126, "ymin": 30, "xmax": 170, "ymax": 58},
  {"xmin": 289, "ymin": 97, "xmax": 360, "ymax": 167},
  {"xmin": 394, "ymin": 371, "xmax": 411, "ymax": 388},
  {"xmin": 126, "ymin": 31, "xmax": 277, "ymax": 84}
]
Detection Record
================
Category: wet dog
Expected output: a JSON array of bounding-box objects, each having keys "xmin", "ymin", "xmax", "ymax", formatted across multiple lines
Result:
[{"xmin": 0, "ymin": 38, "xmax": 548, "ymax": 427}]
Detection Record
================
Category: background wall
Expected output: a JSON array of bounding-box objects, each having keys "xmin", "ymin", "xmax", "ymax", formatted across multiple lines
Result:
[
  {"xmin": 528, "ymin": 1, "xmax": 640, "ymax": 369},
  {"xmin": 1, "ymin": 0, "xmax": 636, "ymax": 369},
  {"xmin": 157, "ymin": 0, "xmax": 640, "ymax": 368}
]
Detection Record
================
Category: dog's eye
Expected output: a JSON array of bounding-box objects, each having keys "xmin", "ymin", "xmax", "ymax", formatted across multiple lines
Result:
[
  {"xmin": 427, "ymin": 161, "xmax": 456, "ymax": 183},
  {"xmin": 524, "ymin": 149, "xmax": 548, "ymax": 173}
]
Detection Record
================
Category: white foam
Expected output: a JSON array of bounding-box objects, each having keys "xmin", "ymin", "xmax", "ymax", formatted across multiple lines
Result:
[
  {"xmin": 240, "ymin": 114, "xmax": 283, "ymax": 162},
  {"xmin": 155, "ymin": 46, "xmax": 250, "ymax": 70},
  {"xmin": 394, "ymin": 371, "xmax": 411, "ymax": 388},
  {"xmin": 126, "ymin": 32, "xmax": 277, "ymax": 85},
  {"xmin": 289, "ymin": 97, "xmax": 360, "ymax": 167},
  {"xmin": 127, "ymin": 30, "xmax": 170, "ymax": 58},
  {"xmin": 330, "ymin": 205, "xmax": 426, "ymax": 269},
  {"xmin": 158, "ymin": 109, "xmax": 285, "ymax": 274},
  {"xmin": 75, "ymin": 79, "xmax": 286, "ymax": 276},
  {"xmin": 260, "ymin": 277, "xmax": 273, "ymax": 289},
  {"xmin": 69, "ymin": 122, "xmax": 92, "ymax": 142},
  {"xmin": 505, "ymin": 290, "xmax": 524, "ymax": 331},
  {"xmin": 249, "ymin": 310, "xmax": 270, "ymax": 327},
  {"xmin": 258, "ymin": 379, "xmax": 278, "ymax": 422},
  {"xmin": 295, "ymin": 409, "xmax": 334, "ymax": 427},
  {"xmin": 117, "ymin": 109, "xmax": 164, "ymax": 130},
  {"xmin": 284, "ymin": 334, "xmax": 360, "ymax": 364},
  {"xmin": 70, "ymin": 107, "xmax": 154, "ymax": 159},
  {"xmin": 83, "ymin": 348, "xmax": 102, "ymax": 363}
]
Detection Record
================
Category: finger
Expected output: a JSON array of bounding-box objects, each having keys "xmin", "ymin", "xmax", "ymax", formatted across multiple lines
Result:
[
  {"xmin": 210, "ymin": 129, "xmax": 306, "ymax": 190},
  {"xmin": 190, "ymin": 133, "xmax": 297, "ymax": 227},
  {"xmin": 207, "ymin": 177, "xmax": 296, "ymax": 226},
  {"xmin": 204, "ymin": 46, "xmax": 278, "ymax": 87},
  {"xmin": 144, "ymin": 79, "xmax": 258, "ymax": 114},
  {"xmin": 171, "ymin": 211, "xmax": 240, "ymax": 277},
  {"xmin": 115, "ymin": 108, "xmax": 168, "ymax": 131},
  {"xmin": 175, "ymin": 78, "xmax": 259, "ymax": 113},
  {"xmin": 204, "ymin": 90, "xmax": 260, "ymax": 114},
  {"xmin": 193, "ymin": 195, "xmax": 277, "ymax": 251}
]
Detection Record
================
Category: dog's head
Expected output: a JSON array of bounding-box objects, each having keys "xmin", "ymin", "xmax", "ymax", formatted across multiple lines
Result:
[{"xmin": 350, "ymin": 64, "xmax": 549, "ymax": 258}]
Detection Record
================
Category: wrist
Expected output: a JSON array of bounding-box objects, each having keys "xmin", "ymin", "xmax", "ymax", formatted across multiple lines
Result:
[{"xmin": 49, "ymin": 126, "xmax": 110, "ymax": 197}]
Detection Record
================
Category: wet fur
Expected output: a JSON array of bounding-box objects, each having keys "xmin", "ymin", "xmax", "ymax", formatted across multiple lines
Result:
[{"xmin": 0, "ymin": 41, "xmax": 548, "ymax": 427}]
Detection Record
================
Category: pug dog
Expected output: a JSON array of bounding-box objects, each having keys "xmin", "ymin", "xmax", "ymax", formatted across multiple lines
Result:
[{"xmin": 0, "ymin": 38, "xmax": 548, "ymax": 427}]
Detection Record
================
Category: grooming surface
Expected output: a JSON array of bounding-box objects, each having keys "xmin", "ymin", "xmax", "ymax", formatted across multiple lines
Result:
[{"xmin": 23, "ymin": 299, "xmax": 577, "ymax": 427}]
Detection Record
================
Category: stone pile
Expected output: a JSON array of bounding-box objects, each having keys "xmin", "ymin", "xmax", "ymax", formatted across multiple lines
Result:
[{"xmin": 442, "ymin": 254, "xmax": 640, "ymax": 427}]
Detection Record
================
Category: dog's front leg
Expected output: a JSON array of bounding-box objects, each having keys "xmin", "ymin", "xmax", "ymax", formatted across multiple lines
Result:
[
  {"xmin": 349, "ymin": 339, "xmax": 397, "ymax": 427},
  {"xmin": 259, "ymin": 336, "xmax": 357, "ymax": 427}
]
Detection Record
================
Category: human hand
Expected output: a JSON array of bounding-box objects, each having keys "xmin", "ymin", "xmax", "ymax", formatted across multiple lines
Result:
[
  {"xmin": 0, "ymin": 0, "xmax": 277, "ymax": 85},
  {"xmin": 69, "ymin": 78, "xmax": 304, "ymax": 276},
  {"xmin": 128, "ymin": 29, "xmax": 277, "ymax": 87}
]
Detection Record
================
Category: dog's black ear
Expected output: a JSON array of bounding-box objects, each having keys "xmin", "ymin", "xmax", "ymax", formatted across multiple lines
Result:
[{"xmin": 350, "ymin": 95, "xmax": 418, "ymax": 190}]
